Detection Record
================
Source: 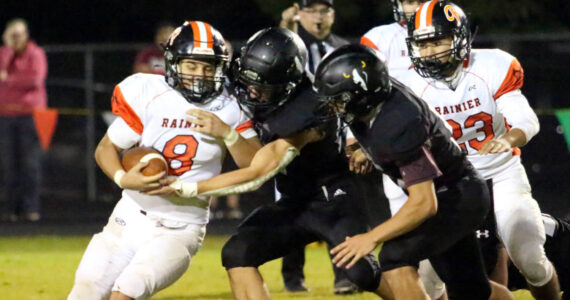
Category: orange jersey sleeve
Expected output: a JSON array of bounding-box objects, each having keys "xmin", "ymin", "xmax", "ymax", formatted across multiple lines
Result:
[
  {"xmin": 360, "ymin": 36, "xmax": 379, "ymax": 50},
  {"xmin": 111, "ymin": 85, "xmax": 143, "ymax": 135},
  {"xmin": 494, "ymin": 58, "xmax": 524, "ymax": 100}
]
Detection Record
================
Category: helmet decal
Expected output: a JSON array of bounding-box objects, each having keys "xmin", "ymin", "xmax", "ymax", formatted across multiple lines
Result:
[
  {"xmin": 352, "ymin": 68, "xmax": 368, "ymax": 91},
  {"xmin": 444, "ymin": 4, "xmax": 460, "ymax": 23}
]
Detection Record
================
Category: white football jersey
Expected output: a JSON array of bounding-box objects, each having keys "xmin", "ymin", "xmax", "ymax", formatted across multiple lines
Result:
[
  {"xmin": 361, "ymin": 22, "xmax": 412, "ymax": 81},
  {"xmin": 107, "ymin": 73, "xmax": 256, "ymax": 224},
  {"xmin": 400, "ymin": 49, "xmax": 529, "ymax": 179}
]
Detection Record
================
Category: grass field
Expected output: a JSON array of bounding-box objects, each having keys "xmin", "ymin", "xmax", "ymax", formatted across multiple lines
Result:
[{"xmin": 0, "ymin": 235, "xmax": 534, "ymax": 300}]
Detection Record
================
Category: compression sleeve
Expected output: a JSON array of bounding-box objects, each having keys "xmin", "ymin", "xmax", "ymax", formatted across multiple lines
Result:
[{"xmin": 200, "ymin": 147, "xmax": 300, "ymax": 196}]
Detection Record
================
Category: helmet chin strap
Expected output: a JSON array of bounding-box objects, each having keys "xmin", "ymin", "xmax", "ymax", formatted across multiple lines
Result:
[{"xmin": 443, "ymin": 61, "xmax": 463, "ymax": 90}]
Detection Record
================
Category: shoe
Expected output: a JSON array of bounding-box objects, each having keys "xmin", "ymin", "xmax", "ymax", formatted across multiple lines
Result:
[
  {"xmin": 284, "ymin": 280, "xmax": 309, "ymax": 292},
  {"xmin": 25, "ymin": 213, "xmax": 41, "ymax": 222},
  {"xmin": 333, "ymin": 278, "xmax": 360, "ymax": 295}
]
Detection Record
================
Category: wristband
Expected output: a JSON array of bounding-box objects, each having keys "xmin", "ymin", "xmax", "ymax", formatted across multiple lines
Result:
[
  {"xmin": 113, "ymin": 170, "xmax": 126, "ymax": 188},
  {"xmin": 169, "ymin": 180, "xmax": 198, "ymax": 198},
  {"xmin": 223, "ymin": 129, "xmax": 239, "ymax": 147}
]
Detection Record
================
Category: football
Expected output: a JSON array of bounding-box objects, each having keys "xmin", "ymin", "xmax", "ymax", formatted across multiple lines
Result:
[{"xmin": 120, "ymin": 146, "xmax": 168, "ymax": 176}]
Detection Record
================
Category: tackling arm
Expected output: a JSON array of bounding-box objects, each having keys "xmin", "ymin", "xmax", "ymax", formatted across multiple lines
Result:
[{"xmin": 367, "ymin": 180, "xmax": 437, "ymax": 244}]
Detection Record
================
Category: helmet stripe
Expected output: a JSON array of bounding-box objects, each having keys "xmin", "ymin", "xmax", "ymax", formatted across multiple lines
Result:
[
  {"xmin": 425, "ymin": 0, "xmax": 438, "ymax": 27},
  {"xmin": 415, "ymin": 0, "xmax": 437, "ymax": 30},
  {"xmin": 415, "ymin": 2, "xmax": 428, "ymax": 30},
  {"xmin": 195, "ymin": 21, "xmax": 209, "ymax": 49},
  {"xmin": 189, "ymin": 21, "xmax": 202, "ymax": 49},
  {"xmin": 203, "ymin": 23, "xmax": 213, "ymax": 49}
]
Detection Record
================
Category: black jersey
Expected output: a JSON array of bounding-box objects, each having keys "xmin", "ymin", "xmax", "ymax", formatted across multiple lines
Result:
[
  {"xmin": 254, "ymin": 79, "xmax": 350, "ymax": 197},
  {"xmin": 350, "ymin": 80, "xmax": 468, "ymax": 190}
]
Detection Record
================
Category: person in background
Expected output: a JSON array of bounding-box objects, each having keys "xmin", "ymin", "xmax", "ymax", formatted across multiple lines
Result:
[
  {"xmin": 280, "ymin": 0, "xmax": 361, "ymax": 294},
  {"xmin": 133, "ymin": 21, "xmax": 175, "ymax": 75},
  {"xmin": 0, "ymin": 18, "xmax": 47, "ymax": 222},
  {"xmin": 280, "ymin": 0, "xmax": 347, "ymax": 80}
]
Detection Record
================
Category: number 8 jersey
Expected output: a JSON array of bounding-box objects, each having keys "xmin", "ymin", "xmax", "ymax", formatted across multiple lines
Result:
[
  {"xmin": 107, "ymin": 73, "xmax": 256, "ymax": 224},
  {"xmin": 401, "ymin": 49, "xmax": 540, "ymax": 179}
]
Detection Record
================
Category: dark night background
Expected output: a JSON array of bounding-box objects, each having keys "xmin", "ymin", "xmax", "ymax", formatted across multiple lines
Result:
[
  {"xmin": 0, "ymin": 0, "xmax": 569, "ymax": 230},
  {"xmin": 2, "ymin": 0, "xmax": 570, "ymax": 43}
]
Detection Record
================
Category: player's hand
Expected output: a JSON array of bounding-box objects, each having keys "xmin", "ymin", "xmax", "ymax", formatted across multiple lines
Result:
[
  {"xmin": 349, "ymin": 148, "xmax": 373, "ymax": 174},
  {"xmin": 0, "ymin": 70, "xmax": 7, "ymax": 81},
  {"xmin": 282, "ymin": 3, "xmax": 300, "ymax": 23},
  {"xmin": 478, "ymin": 138, "xmax": 511, "ymax": 155},
  {"xmin": 305, "ymin": 127, "xmax": 326, "ymax": 143},
  {"xmin": 143, "ymin": 177, "xmax": 177, "ymax": 196},
  {"xmin": 186, "ymin": 109, "xmax": 231, "ymax": 139},
  {"xmin": 120, "ymin": 161, "xmax": 166, "ymax": 191},
  {"xmin": 330, "ymin": 233, "xmax": 378, "ymax": 269}
]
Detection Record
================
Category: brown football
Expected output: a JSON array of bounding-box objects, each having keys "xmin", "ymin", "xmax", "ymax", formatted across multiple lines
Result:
[{"xmin": 120, "ymin": 147, "xmax": 168, "ymax": 176}]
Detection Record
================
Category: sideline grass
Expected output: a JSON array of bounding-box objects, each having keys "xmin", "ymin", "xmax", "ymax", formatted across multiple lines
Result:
[{"xmin": 0, "ymin": 235, "xmax": 533, "ymax": 299}]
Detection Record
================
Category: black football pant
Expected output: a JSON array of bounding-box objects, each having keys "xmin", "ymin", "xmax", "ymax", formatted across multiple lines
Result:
[{"xmin": 222, "ymin": 176, "xmax": 382, "ymax": 292}]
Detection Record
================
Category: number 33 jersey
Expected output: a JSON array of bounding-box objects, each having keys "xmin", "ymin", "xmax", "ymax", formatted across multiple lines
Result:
[
  {"xmin": 107, "ymin": 73, "xmax": 256, "ymax": 224},
  {"xmin": 401, "ymin": 49, "xmax": 539, "ymax": 179}
]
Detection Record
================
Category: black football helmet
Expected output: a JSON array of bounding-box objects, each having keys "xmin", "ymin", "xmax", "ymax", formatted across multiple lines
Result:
[
  {"xmin": 164, "ymin": 21, "xmax": 229, "ymax": 103},
  {"xmin": 406, "ymin": 0, "xmax": 471, "ymax": 80},
  {"xmin": 314, "ymin": 44, "xmax": 392, "ymax": 124},
  {"xmin": 229, "ymin": 27, "xmax": 308, "ymax": 119},
  {"xmin": 391, "ymin": 0, "xmax": 428, "ymax": 24}
]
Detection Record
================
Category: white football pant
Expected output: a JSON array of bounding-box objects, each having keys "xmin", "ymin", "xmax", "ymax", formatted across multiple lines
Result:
[{"xmin": 68, "ymin": 197, "xmax": 205, "ymax": 300}]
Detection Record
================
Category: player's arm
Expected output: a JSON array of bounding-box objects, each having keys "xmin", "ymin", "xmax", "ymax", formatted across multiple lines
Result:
[
  {"xmin": 480, "ymin": 56, "xmax": 539, "ymax": 154},
  {"xmin": 479, "ymin": 90, "xmax": 539, "ymax": 154},
  {"xmin": 331, "ymin": 145, "xmax": 441, "ymax": 269},
  {"xmin": 186, "ymin": 109, "xmax": 261, "ymax": 168},
  {"xmin": 95, "ymin": 133, "xmax": 165, "ymax": 191},
  {"xmin": 149, "ymin": 128, "xmax": 323, "ymax": 198}
]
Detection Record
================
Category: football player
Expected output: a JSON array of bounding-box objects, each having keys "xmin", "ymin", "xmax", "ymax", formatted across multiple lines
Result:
[
  {"xmin": 150, "ymin": 28, "xmax": 385, "ymax": 300},
  {"xmin": 361, "ymin": 0, "xmax": 428, "ymax": 81},
  {"xmin": 422, "ymin": 213, "xmax": 570, "ymax": 299},
  {"xmin": 314, "ymin": 43, "xmax": 513, "ymax": 300},
  {"xmin": 67, "ymin": 21, "xmax": 261, "ymax": 300},
  {"xmin": 403, "ymin": 1, "xmax": 561, "ymax": 299}
]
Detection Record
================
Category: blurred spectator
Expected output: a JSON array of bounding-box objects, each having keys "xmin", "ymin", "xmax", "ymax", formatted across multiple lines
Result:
[
  {"xmin": 0, "ymin": 18, "xmax": 47, "ymax": 222},
  {"xmin": 133, "ymin": 21, "xmax": 175, "ymax": 75},
  {"xmin": 279, "ymin": 0, "xmax": 359, "ymax": 295},
  {"xmin": 280, "ymin": 0, "xmax": 348, "ymax": 80},
  {"xmin": 210, "ymin": 194, "xmax": 243, "ymax": 220}
]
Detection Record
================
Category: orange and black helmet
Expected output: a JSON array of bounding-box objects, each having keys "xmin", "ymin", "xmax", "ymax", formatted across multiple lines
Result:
[
  {"xmin": 406, "ymin": 0, "xmax": 471, "ymax": 79},
  {"xmin": 164, "ymin": 21, "xmax": 229, "ymax": 103}
]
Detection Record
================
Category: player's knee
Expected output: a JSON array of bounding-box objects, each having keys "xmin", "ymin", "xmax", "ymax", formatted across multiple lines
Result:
[
  {"xmin": 221, "ymin": 236, "xmax": 251, "ymax": 269},
  {"xmin": 510, "ymin": 248, "xmax": 553, "ymax": 286},
  {"xmin": 344, "ymin": 253, "xmax": 382, "ymax": 292},
  {"xmin": 114, "ymin": 272, "xmax": 151, "ymax": 300}
]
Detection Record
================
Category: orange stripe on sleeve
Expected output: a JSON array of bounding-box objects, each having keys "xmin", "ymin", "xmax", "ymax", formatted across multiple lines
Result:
[
  {"xmin": 235, "ymin": 120, "xmax": 253, "ymax": 133},
  {"xmin": 204, "ymin": 23, "xmax": 213, "ymax": 49},
  {"xmin": 111, "ymin": 85, "xmax": 143, "ymax": 135},
  {"xmin": 360, "ymin": 36, "xmax": 379, "ymax": 50},
  {"xmin": 494, "ymin": 58, "xmax": 524, "ymax": 100},
  {"xmin": 189, "ymin": 21, "xmax": 201, "ymax": 49}
]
